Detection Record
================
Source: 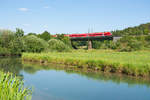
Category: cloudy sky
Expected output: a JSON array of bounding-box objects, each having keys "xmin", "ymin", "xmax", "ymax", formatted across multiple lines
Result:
[{"xmin": 0, "ymin": 0, "xmax": 150, "ymax": 34}]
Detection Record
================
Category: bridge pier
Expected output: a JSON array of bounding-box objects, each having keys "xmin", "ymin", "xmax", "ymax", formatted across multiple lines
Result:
[{"xmin": 88, "ymin": 40, "xmax": 92, "ymax": 49}]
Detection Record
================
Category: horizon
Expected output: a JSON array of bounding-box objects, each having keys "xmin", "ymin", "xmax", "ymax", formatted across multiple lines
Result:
[{"xmin": 0, "ymin": 0, "xmax": 150, "ymax": 34}]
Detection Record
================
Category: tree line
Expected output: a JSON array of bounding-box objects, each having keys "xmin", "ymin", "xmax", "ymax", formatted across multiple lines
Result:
[
  {"xmin": 0, "ymin": 22, "xmax": 150, "ymax": 56},
  {"xmin": 112, "ymin": 23, "xmax": 150, "ymax": 36},
  {"xmin": 0, "ymin": 29, "xmax": 72, "ymax": 56}
]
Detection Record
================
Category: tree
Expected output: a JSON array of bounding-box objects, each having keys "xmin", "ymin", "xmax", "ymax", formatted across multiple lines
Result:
[
  {"xmin": 38, "ymin": 31, "xmax": 51, "ymax": 41},
  {"xmin": 0, "ymin": 30, "xmax": 15, "ymax": 48},
  {"xmin": 0, "ymin": 29, "xmax": 24, "ymax": 55},
  {"xmin": 8, "ymin": 38, "xmax": 24, "ymax": 55},
  {"xmin": 112, "ymin": 23, "xmax": 150, "ymax": 36},
  {"xmin": 56, "ymin": 34, "xmax": 65, "ymax": 40},
  {"xmin": 15, "ymin": 28, "xmax": 24, "ymax": 37},
  {"xmin": 48, "ymin": 39, "xmax": 71, "ymax": 52},
  {"xmin": 27, "ymin": 33, "xmax": 37, "ymax": 36}
]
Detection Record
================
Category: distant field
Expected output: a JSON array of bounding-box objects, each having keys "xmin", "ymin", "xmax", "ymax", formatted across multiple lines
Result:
[{"xmin": 22, "ymin": 50, "xmax": 150, "ymax": 77}]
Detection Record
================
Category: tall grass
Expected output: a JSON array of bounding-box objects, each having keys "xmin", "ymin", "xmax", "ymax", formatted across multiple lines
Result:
[
  {"xmin": 0, "ymin": 71, "xmax": 32, "ymax": 100},
  {"xmin": 22, "ymin": 50, "xmax": 150, "ymax": 77}
]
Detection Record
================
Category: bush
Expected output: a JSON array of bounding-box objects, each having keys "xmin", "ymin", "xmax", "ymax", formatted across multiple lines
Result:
[
  {"xmin": 92, "ymin": 40, "xmax": 118, "ymax": 50},
  {"xmin": 23, "ymin": 35, "xmax": 49, "ymax": 53},
  {"xmin": 48, "ymin": 39, "xmax": 71, "ymax": 52},
  {"xmin": 117, "ymin": 36, "xmax": 144, "ymax": 52},
  {"xmin": 0, "ymin": 47, "xmax": 11, "ymax": 55},
  {"xmin": 61, "ymin": 36, "xmax": 72, "ymax": 48},
  {"xmin": 8, "ymin": 38, "xmax": 24, "ymax": 55},
  {"xmin": 0, "ymin": 29, "xmax": 15, "ymax": 48},
  {"xmin": 38, "ymin": 31, "xmax": 52, "ymax": 41},
  {"xmin": 92, "ymin": 41, "xmax": 102, "ymax": 49},
  {"xmin": 127, "ymin": 39, "xmax": 143, "ymax": 51},
  {"xmin": 0, "ymin": 29, "xmax": 24, "ymax": 55}
]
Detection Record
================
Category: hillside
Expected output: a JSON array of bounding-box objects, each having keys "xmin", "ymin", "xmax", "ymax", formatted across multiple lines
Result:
[{"xmin": 112, "ymin": 23, "xmax": 150, "ymax": 36}]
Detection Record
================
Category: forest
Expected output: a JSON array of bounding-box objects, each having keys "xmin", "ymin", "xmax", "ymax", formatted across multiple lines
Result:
[{"xmin": 112, "ymin": 23, "xmax": 150, "ymax": 36}]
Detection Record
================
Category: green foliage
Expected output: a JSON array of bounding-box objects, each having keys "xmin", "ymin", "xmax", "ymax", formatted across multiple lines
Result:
[
  {"xmin": 15, "ymin": 28, "xmax": 24, "ymax": 37},
  {"xmin": 92, "ymin": 35, "xmax": 150, "ymax": 52},
  {"xmin": 72, "ymin": 41, "xmax": 87, "ymax": 47},
  {"xmin": 27, "ymin": 33, "xmax": 37, "ymax": 36},
  {"xmin": 92, "ymin": 41, "xmax": 102, "ymax": 49},
  {"xmin": 0, "ymin": 29, "xmax": 24, "ymax": 55},
  {"xmin": 54, "ymin": 34, "xmax": 72, "ymax": 47},
  {"xmin": 0, "ymin": 29, "xmax": 72, "ymax": 55},
  {"xmin": 117, "ymin": 36, "xmax": 148, "ymax": 52},
  {"xmin": 92, "ymin": 40, "xmax": 119, "ymax": 50},
  {"xmin": 56, "ymin": 34, "xmax": 65, "ymax": 40},
  {"xmin": 60, "ymin": 36, "xmax": 72, "ymax": 48},
  {"xmin": 8, "ymin": 38, "xmax": 24, "ymax": 55},
  {"xmin": 112, "ymin": 23, "xmax": 150, "ymax": 36},
  {"xmin": 0, "ymin": 29, "xmax": 15, "ymax": 48},
  {"xmin": 23, "ymin": 35, "xmax": 49, "ymax": 53},
  {"xmin": 0, "ymin": 47, "xmax": 11, "ymax": 55},
  {"xmin": 48, "ymin": 39, "xmax": 71, "ymax": 52},
  {"xmin": 0, "ymin": 71, "xmax": 32, "ymax": 100},
  {"xmin": 38, "ymin": 31, "xmax": 52, "ymax": 41}
]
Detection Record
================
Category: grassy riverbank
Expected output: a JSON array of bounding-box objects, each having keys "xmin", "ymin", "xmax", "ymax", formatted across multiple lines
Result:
[
  {"xmin": 22, "ymin": 50, "xmax": 150, "ymax": 77},
  {"xmin": 0, "ymin": 71, "xmax": 32, "ymax": 100}
]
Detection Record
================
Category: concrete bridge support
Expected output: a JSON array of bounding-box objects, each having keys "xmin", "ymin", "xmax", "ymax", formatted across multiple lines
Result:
[{"xmin": 88, "ymin": 40, "xmax": 92, "ymax": 49}]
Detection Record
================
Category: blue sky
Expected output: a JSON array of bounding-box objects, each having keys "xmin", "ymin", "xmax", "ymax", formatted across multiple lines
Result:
[{"xmin": 0, "ymin": 0, "xmax": 150, "ymax": 34}]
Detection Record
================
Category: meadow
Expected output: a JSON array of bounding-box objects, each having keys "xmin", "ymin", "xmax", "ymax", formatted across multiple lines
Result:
[{"xmin": 22, "ymin": 50, "xmax": 150, "ymax": 77}]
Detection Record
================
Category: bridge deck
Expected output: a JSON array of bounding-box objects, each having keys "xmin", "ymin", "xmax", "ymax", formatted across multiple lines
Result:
[{"xmin": 70, "ymin": 36, "xmax": 113, "ymax": 41}]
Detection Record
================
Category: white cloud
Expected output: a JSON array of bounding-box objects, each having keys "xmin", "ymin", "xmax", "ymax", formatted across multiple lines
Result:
[{"xmin": 18, "ymin": 8, "xmax": 29, "ymax": 12}]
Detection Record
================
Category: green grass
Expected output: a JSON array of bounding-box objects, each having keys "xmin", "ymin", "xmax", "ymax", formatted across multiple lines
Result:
[
  {"xmin": 0, "ymin": 71, "xmax": 32, "ymax": 100},
  {"xmin": 22, "ymin": 50, "xmax": 150, "ymax": 77}
]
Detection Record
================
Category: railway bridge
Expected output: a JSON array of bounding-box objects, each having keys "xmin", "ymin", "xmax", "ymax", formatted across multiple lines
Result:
[{"xmin": 54, "ymin": 32, "xmax": 113, "ymax": 49}]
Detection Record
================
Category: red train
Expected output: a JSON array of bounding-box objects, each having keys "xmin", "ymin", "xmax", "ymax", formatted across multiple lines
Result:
[{"xmin": 53, "ymin": 32, "xmax": 113, "ymax": 41}]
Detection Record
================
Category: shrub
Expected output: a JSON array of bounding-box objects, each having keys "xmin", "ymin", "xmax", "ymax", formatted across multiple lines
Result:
[
  {"xmin": 8, "ymin": 38, "xmax": 24, "ymax": 55},
  {"xmin": 0, "ymin": 29, "xmax": 15, "ymax": 48},
  {"xmin": 0, "ymin": 47, "xmax": 11, "ymax": 55},
  {"xmin": 48, "ymin": 39, "xmax": 71, "ymax": 52},
  {"xmin": 0, "ymin": 29, "xmax": 24, "ymax": 55},
  {"xmin": 117, "ymin": 36, "xmax": 144, "ymax": 52},
  {"xmin": 92, "ymin": 40, "xmax": 118, "ymax": 50},
  {"xmin": 61, "ymin": 36, "xmax": 72, "ymax": 48},
  {"xmin": 92, "ymin": 41, "xmax": 102, "ymax": 49},
  {"xmin": 38, "ymin": 31, "xmax": 52, "ymax": 41},
  {"xmin": 23, "ymin": 35, "xmax": 49, "ymax": 53}
]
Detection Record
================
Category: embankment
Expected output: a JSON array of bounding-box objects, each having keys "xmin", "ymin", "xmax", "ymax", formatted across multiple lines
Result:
[{"xmin": 22, "ymin": 50, "xmax": 150, "ymax": 77}]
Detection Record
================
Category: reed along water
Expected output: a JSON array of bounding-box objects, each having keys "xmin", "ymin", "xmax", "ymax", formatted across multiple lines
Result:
[{"xmin": 1, "ymin": 57, "xmax": 150, "ymax": 100}]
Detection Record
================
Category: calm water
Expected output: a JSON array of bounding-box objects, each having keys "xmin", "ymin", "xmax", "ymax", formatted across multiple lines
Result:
[{"xmin": 1, "ymin": 57, "xmax": 150, "ymax": 100}]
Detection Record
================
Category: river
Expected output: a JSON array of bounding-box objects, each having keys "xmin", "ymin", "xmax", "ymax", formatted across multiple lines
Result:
[{"xmin": 0, "ymin": 57, "xmax": 150, "ymax": 100}]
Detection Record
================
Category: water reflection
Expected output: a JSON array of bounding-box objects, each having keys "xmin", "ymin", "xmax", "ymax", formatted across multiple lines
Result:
[
  {"xmin": 0, "ymin": 57, "xmax": 149, "ymax": 87},
  {"xmin": 22, "ymin": 61, "xmax": 150, "ymax": 88},
  {"xmin": 0, "ymin": 57, "xmax": 22, "ymax": 74},
  {"xmin": 0, "ymin": 57, "xmax": 150, "ymax": 100}
]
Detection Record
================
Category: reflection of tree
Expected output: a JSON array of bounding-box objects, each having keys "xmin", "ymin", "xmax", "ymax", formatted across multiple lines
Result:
[
  {"xmin": 0, "ymin": 57, "xmax": 24, "ymax": 80},
  {"xmin": 22, "ymin": 61, "xmax": 150, "ymax": 87},
  {"xmin": 23, "ymin": 66, "xmax": 38, "ymax": 74},
  {"xmin": 22, "ymin": 62, "xmax": 53, "ymax": 74}
]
